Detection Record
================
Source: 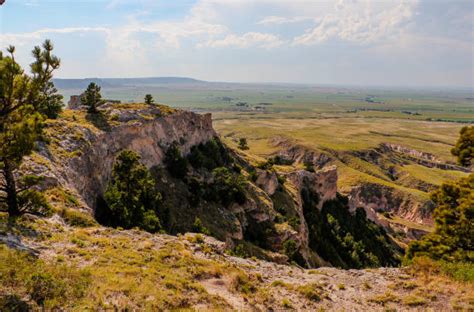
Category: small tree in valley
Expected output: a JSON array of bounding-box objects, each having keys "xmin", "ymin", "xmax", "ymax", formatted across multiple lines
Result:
[{"xmin": 238, "ymin": 138, "xmax": 249, "ymax": 150}]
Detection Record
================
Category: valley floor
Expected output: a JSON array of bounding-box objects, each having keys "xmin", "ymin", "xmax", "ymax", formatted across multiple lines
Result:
[{"xmin": 1, "ymin": 215, "xmax": 472, "ymax": 311}]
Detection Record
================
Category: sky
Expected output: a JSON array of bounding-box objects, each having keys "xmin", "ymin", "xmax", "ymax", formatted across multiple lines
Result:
[{"xmin": 0, "ymin": 0, "xmax": 473, "ymax": 88}]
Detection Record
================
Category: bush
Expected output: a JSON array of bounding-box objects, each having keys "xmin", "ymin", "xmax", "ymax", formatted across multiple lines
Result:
[
  {"xmin": 409, "ymin": 256, "xmax": 474, "ymax": 283},
  {"xmin": 282, "ymin": 239, "xmax": 298, "ymax": 259},
  {"xmin": 27, "ymin": 272, "xmax": 65, "ymax": 306},
  {"xmin": 208, "ymin": 167, "xmax": 246, "ymax": 206},
  {"xmin": 60, "ymin": 208, "xmax": 97, "ymax": 227},
  {"xmin": 304, "ymin": 161, "xmax": 315, "ymax": 172},
  {"xmin": 247, "ymin": 168, "xmax": 258, "ymax": 182},
  {"xmin": 237, "ymin": 138, "xmax": 249, "ymax": 150},
  {"xmin": 164, "ymin": 142, "xmax": 189, "ymax": 178},
  {"xmin": 193, "ymin": 217, "xmax": 210, "ymax": 235},
  {"xmin": 451, "ymin": 126, "xmax": 473, "ymax": 167},
  {"xmin": 187, "ymin": 138, "xmax": 229, "ymax": 170},
  {"xmin": 0, "ymin": 245, "xmax": 90, "ymax": 309}
]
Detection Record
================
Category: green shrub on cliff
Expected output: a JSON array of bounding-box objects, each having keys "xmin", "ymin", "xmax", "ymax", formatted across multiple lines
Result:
[
  {"xmin": 207, "ymin": 167, "xmax": 246, "ymax": 206},
  {"xmin": 188, "ymin": 138, "xmax": 229, "ymax": 170},
  {"xmin": 97, "ymin": 150, "xmax": 162, "ymax": 233},
  {"xmin": 451, "ymin": 126, "xmax": 473, "ymax": 167},
  {"xmin": 407, "ymin": 174, "xmax": 473, "ymax": 262},
  {"xmin": 164, "ymin": 142, "xmax": 189, "ymax": 179}
]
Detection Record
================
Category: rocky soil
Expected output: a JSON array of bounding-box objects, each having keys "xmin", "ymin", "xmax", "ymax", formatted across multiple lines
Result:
[{"xmin": 1, "ymin": 215, "xmax": 472, "ymax": 311}]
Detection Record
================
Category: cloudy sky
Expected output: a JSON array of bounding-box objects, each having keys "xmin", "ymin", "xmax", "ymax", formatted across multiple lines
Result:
[{"xmin": 1, "ymin": 0, "xmax": 473, "ymax": 87}]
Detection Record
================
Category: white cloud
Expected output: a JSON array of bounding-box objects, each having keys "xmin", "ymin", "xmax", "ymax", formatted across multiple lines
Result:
[
  {"xmin": 257, "ymin": 16, "xmax": 313, "ymax": 26},
  {"xmin": 293, "ymin": 0, "xmax": 419, "ymax": 45},
  {"xmin": 202, "ymin": 32, "xmax": 284, "ymax": 49},
  {"xmin": 0, "ymin": 27, "xmax": 109, "ymax": 47}
]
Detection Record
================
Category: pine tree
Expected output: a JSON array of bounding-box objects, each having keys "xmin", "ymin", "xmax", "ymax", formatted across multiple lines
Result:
[
  {"xmin": 0, "ymin": 41, "xmax": 57, "ymax": 216},
  {"xmin": 103, "ymin": 150, "xmax": 162, "ymax": 232},
  {"xmin": 144, "ymin": 94, "xmax": 154, "ymax": 105},
  {"xmin": 451, "ymin": 126, "xmax": 473, "ymax": 167},
  {"xmin": 29, "ymin": 40, "xmax": 63, "ymax": 119},
  {"xmin": 406, "ymin": 174, "xmax": 473, "ymax": 262},
  {"xmin": 81, "ymin": 82, "xmax": 104, "ymax": 113}
]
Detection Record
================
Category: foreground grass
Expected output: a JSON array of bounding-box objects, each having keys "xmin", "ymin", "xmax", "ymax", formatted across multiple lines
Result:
[
  {"xmin": 1, "ymin": 215, "xmax": 472, "ymax": 310},
  {"xmin": 0, "ymin": 217, "xmax": 233, "ymax": 310}
]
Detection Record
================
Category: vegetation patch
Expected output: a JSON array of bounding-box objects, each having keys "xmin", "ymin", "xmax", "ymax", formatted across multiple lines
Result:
[
  {"xmin": 302, "ymin": 190, "xmax": 400, "ymax": 268},
  {"xmin": 0, "ymin": 245, "xmax": 91, "ymax": 310}
]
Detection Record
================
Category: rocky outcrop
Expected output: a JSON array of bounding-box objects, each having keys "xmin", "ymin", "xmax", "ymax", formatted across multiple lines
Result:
[
  {"xmin": 270, "ymin": 136, "xmax": 332, "ymax": 169},
  {"xmin": 31, "ymin": 106, "xmax": 215, "ymax": 210},
  {"xmin": 347, "ymin": 183, "xmax": 434, "ymax": 225},
  {"xmin": 380, "ymin": 143, "xmax": 470, "ymax": 173},
  {"xmin": 255, "ymin": 169, "xmax": 279, "ymax": 196},
  {"xmin": 285, "ymin": 166, "xmax": 338, "ymax": 210}
]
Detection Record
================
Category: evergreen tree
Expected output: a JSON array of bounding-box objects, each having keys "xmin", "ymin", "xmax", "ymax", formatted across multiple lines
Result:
[
  {"xmin": 164, "ymin": 142, "xmax": 188, "ymax": 179},
  {"xmin": 451, "ymin": 126, "xmax": 473, "ymax": 167},
  {"xmin": 237, "ymin": 138, "xmax": 249, "ymax": 150},
  {"xmin": 0, "ymin": 42, "xmax": 56, "ymax": 216},
  {"xmin": 103, "ymin": 150, "xmax": 162, "ymax": 232},
  {"xmin": 29, "ymin": 40, "xmax": 63, "ymax": 119},
  {"xmin": 144, "ymin": 94, "xmax": 154, "ymax": 105},
  {"xmin": 81, "ymin": 82, "xmax": 104, "ymax": 113},
  {"xmin": 407, "ymin": 173, "xmax": 473, "ymax": 262}
]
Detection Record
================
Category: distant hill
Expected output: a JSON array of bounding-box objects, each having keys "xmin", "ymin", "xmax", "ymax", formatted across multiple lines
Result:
[{"xmin": 53, "ymin": 77, "xmax": 206, "ymax": 89}]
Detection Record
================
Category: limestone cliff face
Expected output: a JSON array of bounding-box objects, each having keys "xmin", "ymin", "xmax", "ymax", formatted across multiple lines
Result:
[
  {"xmin": 285, "ymin": 166, "xmax": 338, "ymax": 211},
  {"xmin": 67, "ymin": 110, "xmax": 215, "ymax": 209},
  {"xmin": 30, "ymin": 106, "xmax": 215, "ymax": 211},
  {"xmin": 347, "ymin": 183, "xmax": 434, "ymax": 225}
]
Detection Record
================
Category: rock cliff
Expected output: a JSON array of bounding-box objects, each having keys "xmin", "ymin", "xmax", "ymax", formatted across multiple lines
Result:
[{"xmin": 22, "ymin": 104, "xmax": 398, "ymax": 268}]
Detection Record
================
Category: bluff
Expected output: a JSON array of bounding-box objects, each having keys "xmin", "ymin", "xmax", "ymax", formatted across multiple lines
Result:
[{"xmin": 23, "ymin": 103, "xmax": 400, "ymax": 268}]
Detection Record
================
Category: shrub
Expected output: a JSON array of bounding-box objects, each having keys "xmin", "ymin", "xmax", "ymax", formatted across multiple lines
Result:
[
  {"xmin": 237, "ymin": 138, "xmax": 249, "ymax": 150},
  {"xmin": 304, "ymin": 161, "xmax": 315, "ymax": 172},
  {"xmin": 228, "ymin": 271, "xmax": 256, "ymax": 294},
  {"xmin": 60, "ymin": 208, "xmax": 97, "ymax": 227},
  {"xmin": 283, "ymin": 239, "xmax": 298, "ymax": 260},
  {"xmin": 27, "ymin": 272, "xmax": 65, "ymax": 306},
  {"xmin": 409, "ymin": 256, "xmax": 474, "ymax": 283},
  {"xmin": 164, "ymin": 142, "xmax": 189, "ymax": 178},
  {"xmin": 187, "ymin": 138, "xmax": 229, "ymax": 170},
  {"xmin": 247, "ymin": 168, "xmax": 258, "ymax": 182},
  {"xmin": 193, "ymin": 217, "xmax": 210, "ymax": 235},
  {"xmin": 208, "ymin": 167, "xmax": 246, "ymax": 206},
  {"xmin": 0, "ymin": 245, "xmax": 91, "ymax": 309},
  {"xmin": 296, "ymin": 284, "xmax": 322, "ymax": 301}
]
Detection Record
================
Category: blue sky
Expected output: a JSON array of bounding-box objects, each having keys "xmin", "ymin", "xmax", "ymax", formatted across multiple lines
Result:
[{"xmin": 1, "ymin": 0, "xmax": 473, "ymax": 87}]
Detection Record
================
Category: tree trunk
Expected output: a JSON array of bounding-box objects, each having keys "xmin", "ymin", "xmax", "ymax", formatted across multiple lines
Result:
[{"xmin": 4, "ymin": 160, "xmax": 20, "ymax": 216}]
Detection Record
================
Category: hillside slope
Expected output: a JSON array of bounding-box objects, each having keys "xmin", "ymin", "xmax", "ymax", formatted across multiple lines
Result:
[
  {"xmin": 17, "ymin": 103, "xmax": 401, "ymax": 269},
  {"xmin": 1, "ymin": 103, "xmax": 472, "ymax": 310}
]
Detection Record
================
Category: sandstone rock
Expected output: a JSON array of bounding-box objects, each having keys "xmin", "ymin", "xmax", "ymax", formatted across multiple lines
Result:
[{"xmin": 255, "ymin": 169, "xmax": 279, "ymax": 196}]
